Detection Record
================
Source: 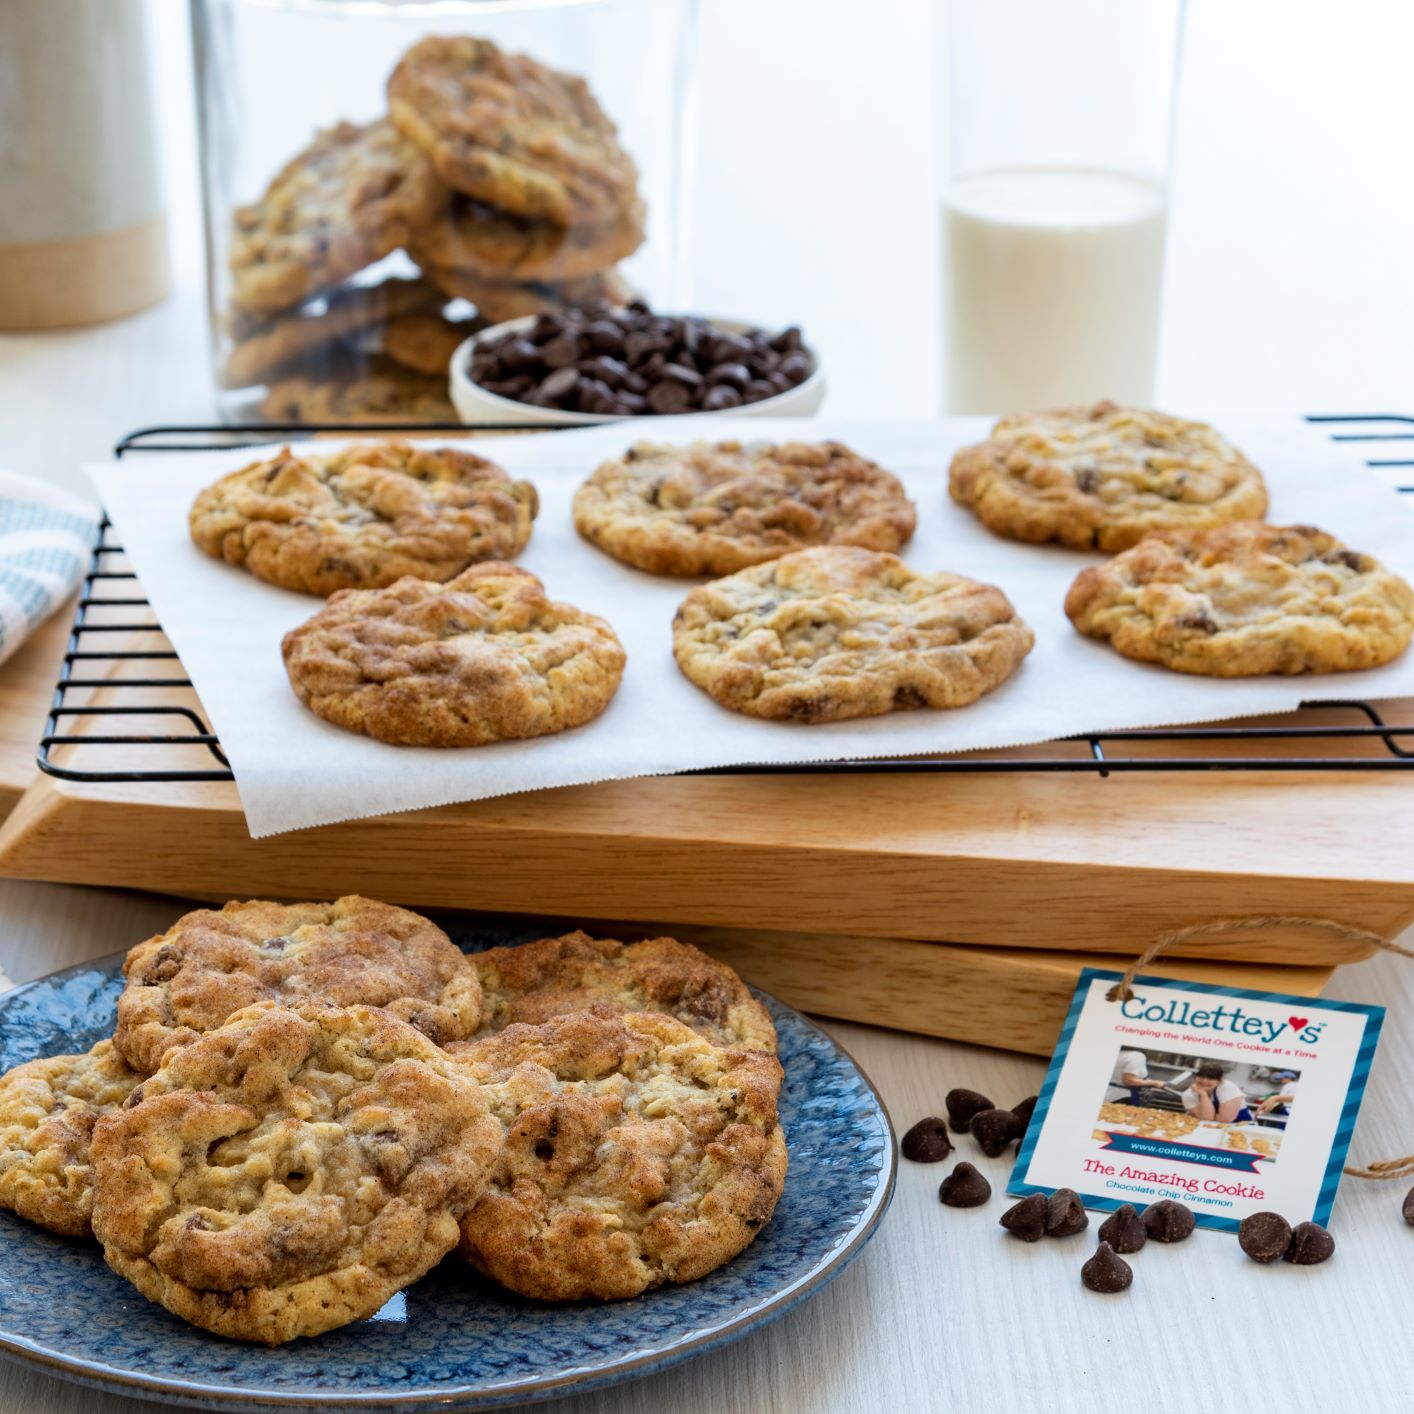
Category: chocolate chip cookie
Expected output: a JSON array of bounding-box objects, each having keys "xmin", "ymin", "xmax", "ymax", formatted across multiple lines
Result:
[
  {"xmin": 574, "ymin": 440, "xmax": 918, "ymax": 577},
  {"xmin": 92, "ymin": 1002, "xmax": 502, "ymax": 1344},
  {"xmin": 229, "ymin": 119, "xmax": 444, "ymax": 316},
  {"xmin": 281, "ymin": 563, "xmax": 627, "ymax": 747},
  {"xmin": 411, "ymin": 194, "xmax": 644, "ymax": 283},
  {"xmin": 388, "ymin": 36, "xmax": 639, "ymax": 229},
  {"xmin": 1065, "ymin": 521, "xmax": 1414, "ymax": 675},
  {"xmin": 115, "ymin": 897, "xmax": 482, "ymax": 1076},
  {"xmin": 419, "ymin": 264, "xmax": 634, "ymax": 325},
  {"xmin": 673, "ymin": 545, "xmax": 1034, "ymax": 721},
  {"xmin": 382, "ymin": 309, "xmax": 484, "ymax": 377},
  {"xmin": 472, "ymin": 931, "xmax": 777, "ymax": 1052},
  {"xmin": 221, "ymin": 277, "xmax": 441, "ymax": 390},
  {"xmin": 949, "ymin": 402, "xmax": 1269, "ymax": 552},
  {"xmin": 259, "ymin": 352, "xmax": 459, "ymax": 424},
  {"xmin": 449, "ymin": 1008, "xmax": 787, "ymax": 1301},
  {"xmin": 0, "ymin": 1041, "xmax": 142, "ymax": 1237},
  {"xmin": 190, "ymin": 440, "xmax": 537, "ymax": 596}
]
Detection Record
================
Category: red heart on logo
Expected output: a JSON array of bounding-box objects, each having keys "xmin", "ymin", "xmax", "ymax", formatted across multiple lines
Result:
[{"xmin": 1288, "ymin": 1016, "xmax": 1309, "ymax": 1030}]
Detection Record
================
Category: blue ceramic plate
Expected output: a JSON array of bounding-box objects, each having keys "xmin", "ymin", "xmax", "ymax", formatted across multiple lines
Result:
[{"xmin": 0, "ymin": 932, "xmax": 894, "ymax": 1411}]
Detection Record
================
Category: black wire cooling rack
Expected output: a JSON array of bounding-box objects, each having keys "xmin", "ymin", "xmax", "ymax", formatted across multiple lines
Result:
[{"xmin": 36, "ymin": 414, "xmax": 1414, "ymax": 784}]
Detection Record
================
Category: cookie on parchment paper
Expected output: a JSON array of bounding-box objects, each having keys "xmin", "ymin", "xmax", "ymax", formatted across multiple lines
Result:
[
  {"xmin": 114, "ymin": 896, "xmax": 483, "ymax": 1075},
  {"xmin": 574, "ymin": 439, "xmax": 917, "ymax": 577},
  {"xmin": 1064, "ymin": 521, "xmax": 1414, "ymax": 676},
  {"xmin": 229, "ymin": 119, "xmax": 444, "ymax": 317},
  {"xmin": 672, "ymin": 545, "xmax": 1034, "ymax": 722},
  {"xmin": 91, "ymin": 1002, "xmax": 502, "ymax": 1344},
  {"xmin": 949, "ymin": 401, "xmax": 1269, "ymax": 553},
  {"xmin": 472, "ymin": 931, "xmax": 778, "ymax": 1053},
  {"xmin": 281, "ymin": 563, "xmax": 627, "ymax": 747},
  {"xmin": 0, "ymin": 1041, "xmax": 142, "ymax": 1237},
  {"xmin": 449, "ymin": 1007, "xmax": 788, "ymax": 1302},
  {"xmin": 190, "ymin": 439, "xmax": 537, "ymax": 596},
  {"xmin": 388, "ymin": 35, "xmax": 639, "ymax": 229}
]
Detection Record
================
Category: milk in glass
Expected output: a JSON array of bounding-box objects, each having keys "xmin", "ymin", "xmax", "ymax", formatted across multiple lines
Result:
[{"xmin": 943, "ymin": 166, "xmax": 1167, "ymax": 413}]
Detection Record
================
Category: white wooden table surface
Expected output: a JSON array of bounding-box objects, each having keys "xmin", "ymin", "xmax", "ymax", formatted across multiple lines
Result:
[{"xmin": 2, "ymin": 3, "xmax": 1413, "ymax": 1410}]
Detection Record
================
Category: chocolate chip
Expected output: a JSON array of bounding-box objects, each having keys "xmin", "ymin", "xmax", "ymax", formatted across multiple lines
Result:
[
  {"xmin": 1177, "ymin": 609, "xmax": 1219, "ymax": 634},
  {"xmin": 498, "ymin": 337, "xmax": 541, "ymax": 374},
  {"xmin": 939, "ymin": 1161, "xmax": 992, "ymax": 1208},
  {"xmin": 1098, "ymin": 1203, "xmax": 1147, "ymax": 1254},
  {"xmin": 708, "ymin": 362, "xmax": 752, "ymax": 390},
  {"xmin": 647, "ymin": 380, "xmax": 692, "ymax": 414},
  {"xmin": 771, "ymin": 325, "xmax": 804, "ymax": 352},
  {"xmin": 1012, "ymin": 1095, "xmax": 1038, "ymax": 1130},
  {"xmin": 1000, "ymin": 1193, "xmax": 1048, "ymax": 1242},
  {"xmin": 540, "ymin": 332, "xmax": 583, "ymax": 369},
  {"xmin": 1238, "ymin": 1211, "xmax": 1293, "ymax": 1263},
  {"xmin": 1284, "ymin": 1220, "xmax": 1335, "ymax": 1265},
  {"xmin": 539, "ymin": 367, "xmax": 581, "ymax": 404},
  {"xmin": 712, "ymin": 333, "xmax": 753, "ymax": 363},
  {"xmin": 1074, "ymin": 468, "xmax": 1100, "ymax": 494},
  {"xmin": 702, "ymin": 385, "xmax": 743, "ymax": 412},
  {"xmin": 661, "ymin": 362, "xmax": 704, "ymax": 390},
  {"xmin": 743, "ymin": 379, "xmax": 778, "ymax": 404},
  {"xmin": 900, "ymin": 1117, "xmax": 953, "ymax": 1163},
  {"xmin": 1404, "ymin": 1186, "xmax": 1414, "ymax": 1226},
  {"xmin": 945, "ymin": 1088, "xmax": 994, "ymax": 1133},
  {"xmin": 584, "ymin": 320, "xmax": 626, "ymax": 355},
  {"xmin": 970, "ymin": 1108, "xmax": 1024, "ymax": 1158},
  {"xmin": 1142, "ymin": 1199, "xmax": 1195, "ymax": 1243},
  {"xmin": 1045, "ymin": 1188, "xmax": 1089, "ymax": 1238},
  {"xmin": 1322, "ymin": 549, "xmax": 1368, "ymax": 572},
  {"xmin": 1082, "ymin": 1241, "xmax": 1133, "ymax": 1293},
  {"xmin": 778, "ymin": 351, "xmax": 812, "ymax": 384}
]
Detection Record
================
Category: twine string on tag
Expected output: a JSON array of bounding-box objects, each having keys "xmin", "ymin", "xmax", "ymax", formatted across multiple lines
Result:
[
  {"xmin": 1103, "ymin": 914, "xmax": 1414, "ymax": 1187},
  {"xmin": 1102, "ymin": 914, "xmax": 1412, "ymax": 1004}
]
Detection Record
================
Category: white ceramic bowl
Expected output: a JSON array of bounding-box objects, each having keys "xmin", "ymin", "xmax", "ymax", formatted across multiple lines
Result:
[{"xmin": 449, "ymin": 314, "xmax": 826, "ymax": 427}]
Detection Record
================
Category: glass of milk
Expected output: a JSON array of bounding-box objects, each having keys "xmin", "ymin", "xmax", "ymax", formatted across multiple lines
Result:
[{"xmin": 938, "ymin": 0, "xmax": 1184, "ymax": 413}]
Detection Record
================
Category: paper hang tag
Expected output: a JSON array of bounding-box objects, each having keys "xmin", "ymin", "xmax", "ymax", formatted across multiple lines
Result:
[{"xmin": 1008, "ymin": 969, "xmax": 1384, "ymax": 1232}]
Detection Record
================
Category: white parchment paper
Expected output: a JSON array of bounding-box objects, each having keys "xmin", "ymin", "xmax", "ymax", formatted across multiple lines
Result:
[{"xmin": 87, "ymin": 415, "xmax": 1414, "ymax": 838}]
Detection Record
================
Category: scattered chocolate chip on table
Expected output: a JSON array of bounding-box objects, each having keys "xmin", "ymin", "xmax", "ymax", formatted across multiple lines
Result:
[
  {"xmin": 900, "ymin": 1117, "xmax": 953, "ymax": 1163},
  {"xmin": 945, "ymin": 1087, "xmax": 994, "ymax": 1134},
  {"xmin": 999, "ymin": 1193, "xmax": 1048, "ymax": 1242},
  {"xmin": 1238, "ymin": 1211, "xmax": 1294, "ymax": 1263},
  {"xmin": 1141, "ymin": 1199, "xmax": 1195, "ymax": 1243},
  {"xmin": 1045, "ymin": 1189, "xmax": 1090, "ymax": 1238},
  {"xmin": 939, "ymin": 1162, "xmax": 992, "ymax": 1209},
  {"xmin": 1284, "ymin": 1221, "xmax": 1335, "ymax": 1265},
  {"xmin": 1082, "ymin": 1241, "xmax": 1134, "ymax": 1294},
  {"xmin": 1097, "ymin": 1204, "xmax": 1147, "ymax": 1254},
  {"xmin": 970, "ymin": 1107, "xmax": 1024, "ymax": 1157}
]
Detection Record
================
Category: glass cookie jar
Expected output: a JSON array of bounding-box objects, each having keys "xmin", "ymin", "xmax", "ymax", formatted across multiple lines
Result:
[{"xmin": 191, "ymin": 0, "xmax": 698, "ymax": 423}]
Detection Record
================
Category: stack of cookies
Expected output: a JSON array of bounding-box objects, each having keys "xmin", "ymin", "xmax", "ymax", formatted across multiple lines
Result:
[
  {"xmin": 0, "ymin": 900, "xmax": 786, "ymax": 1344},
  {"xmin": 220, "ymin": 34, "xmax": 645, "ymax": 422}
]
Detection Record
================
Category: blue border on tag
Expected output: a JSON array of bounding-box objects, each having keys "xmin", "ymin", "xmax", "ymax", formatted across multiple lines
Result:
[{"xmin": 1007, "ymin": 969, "xmax": 1384, "ymax": 1232}]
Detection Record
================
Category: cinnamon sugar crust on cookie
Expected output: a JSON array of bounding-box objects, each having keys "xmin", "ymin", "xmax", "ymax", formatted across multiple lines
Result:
[
  {"xmin": 949, "ymin": 401, "xmax": 1269, "ymax": 553},
  {"xmin": 388, "ymin": 35, "xmax": 639, "ymax": 229},
  {"xmin": 0, "ymin": 1041, "xmax": 142, "ymax": 1237},
  {"xmin": 472, "ymin": 931, "xmax": 777, "ymax": 1052},
  {"xmin": 114, "ymin": 897, "xmax": 482, "ymax": 1075},
  {"xmin": 229, "ymin": 119, "xmax": 443, "ymax": 316},
  {"xmin": 91, "ymin": 1003, "xmax": 502, "ymax": 1344},
  {"xmin": 190, "ymin": 440, "xmax": 537, "ymax": 596},
  {"xmin": 281, "ymin": 563, "xmax": 626, "ymax": 747},
  {"xmin": 574, "ymin": 440, "xmax": 918, "ymax": 577},
  {"xmin": 673, "ymin": 545, "xmax": 1034, "ymax": 721},
  {"xmin": 449, "ymin": 1007, "xmax": 787, "ymax": 1302},
  {"xmin": 1065, "ymin": 521, "xmax": 1414, "ymax": 676}
]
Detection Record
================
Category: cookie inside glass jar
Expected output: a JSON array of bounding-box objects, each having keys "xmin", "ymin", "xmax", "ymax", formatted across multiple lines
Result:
[{"xmin": 204, "ymin": 21, "xmax": 667, "ymax": 423}]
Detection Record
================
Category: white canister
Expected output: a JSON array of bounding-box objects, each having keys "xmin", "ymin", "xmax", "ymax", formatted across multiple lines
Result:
[{"xmin": 0, "ymin": 0, "xmax": 170, "ymax": 329}]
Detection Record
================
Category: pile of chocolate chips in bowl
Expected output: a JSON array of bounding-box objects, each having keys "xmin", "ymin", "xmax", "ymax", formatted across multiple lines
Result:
[{"xmin": 465, "ymin": 299, "xmax": 815, "ymax": 416}]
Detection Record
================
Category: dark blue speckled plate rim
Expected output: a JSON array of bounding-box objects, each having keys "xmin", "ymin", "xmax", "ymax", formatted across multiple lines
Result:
[{"xmin": 0, "ymin": 949, "xmax": 896, "ymax": 1412}]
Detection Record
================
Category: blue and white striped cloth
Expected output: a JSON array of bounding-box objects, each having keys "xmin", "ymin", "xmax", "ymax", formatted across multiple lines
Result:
[{"xmin": 0, "ymin": 471, "xmax": 100, "ymax": 667}]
